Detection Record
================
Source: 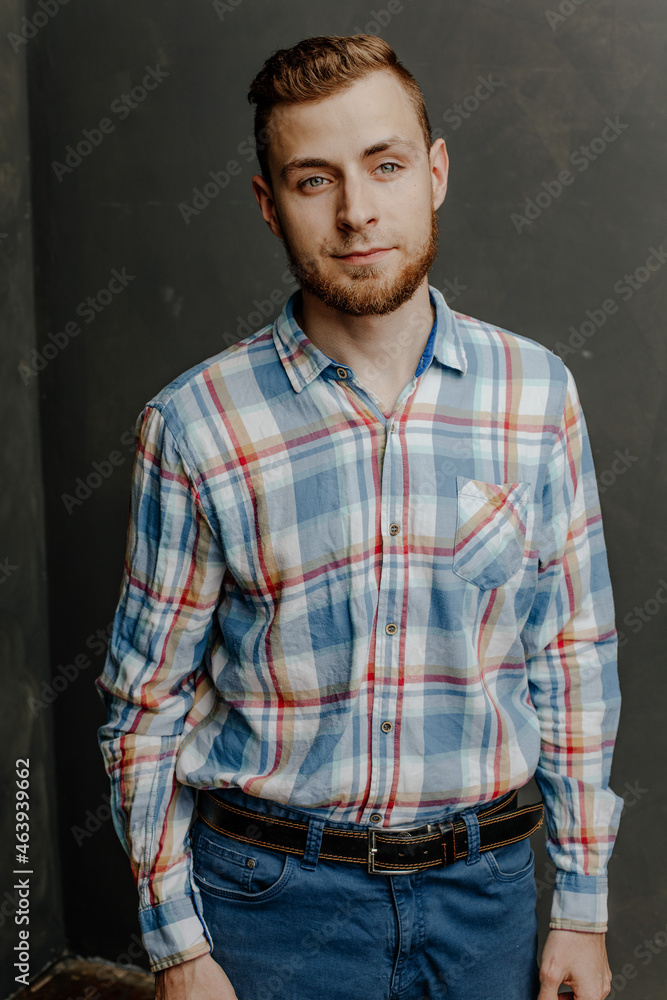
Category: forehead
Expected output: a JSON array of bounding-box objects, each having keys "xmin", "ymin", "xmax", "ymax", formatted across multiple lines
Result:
[{"xmin": 267, "ymin": 69, "xmax": 423, "ymax": 171}]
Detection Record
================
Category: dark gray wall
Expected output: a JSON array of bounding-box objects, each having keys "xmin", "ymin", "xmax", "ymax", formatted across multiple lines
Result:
[
  {"xmin": 0, "ymin": 1, "xmax": 66, "ymax": 997},
  {"xmin": 18, "ymin": 0, "xmax": 667, "ymax": 996}
]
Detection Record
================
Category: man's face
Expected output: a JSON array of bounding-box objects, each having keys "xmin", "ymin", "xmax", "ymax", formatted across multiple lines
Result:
[{"xmin": 254, "ymin": 69, "xmax": 448, "ymax": 317}]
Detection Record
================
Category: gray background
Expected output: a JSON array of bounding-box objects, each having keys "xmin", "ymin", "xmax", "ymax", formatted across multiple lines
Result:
[{"xmin": 1, "ymin": 0, "xmax": 665, "ymax": 996}]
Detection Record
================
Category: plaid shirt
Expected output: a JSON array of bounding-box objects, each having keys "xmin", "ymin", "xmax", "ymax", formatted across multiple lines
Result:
[{"xmin": 95, "ymin": 283, "xmax": 623, "ymax": 972}]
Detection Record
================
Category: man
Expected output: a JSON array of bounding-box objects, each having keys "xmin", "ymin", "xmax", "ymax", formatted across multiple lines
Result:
[{"xmin": 95, "ymin": 34, "xmax": 622, "ymax": 1000}]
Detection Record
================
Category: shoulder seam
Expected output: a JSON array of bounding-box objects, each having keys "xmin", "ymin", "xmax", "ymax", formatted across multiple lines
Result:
[
  {"xmin": 143, "ymin": 325, "xmax": 274, "ymax": 409},
  {"xmin": 453, "ymin": 310, "xmax": 563, "ymax": 359}
]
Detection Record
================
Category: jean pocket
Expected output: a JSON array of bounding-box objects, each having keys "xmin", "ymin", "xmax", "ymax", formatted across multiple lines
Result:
[
  {"xmin": 191, "ymin": 817, "xmax": 296, "ymax": 901},
  {"xmin": 482, "ymin": 836, "xmax": 535, "ymax": 882},
  {"xmin": 452, "ymin": 477, "xmax": 530, "ymax": 590}
]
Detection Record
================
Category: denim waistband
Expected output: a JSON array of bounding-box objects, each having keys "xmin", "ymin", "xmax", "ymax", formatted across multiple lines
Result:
[{"xmin": 198, "ymin": 784, "xmax": 519, "ymax": 832}]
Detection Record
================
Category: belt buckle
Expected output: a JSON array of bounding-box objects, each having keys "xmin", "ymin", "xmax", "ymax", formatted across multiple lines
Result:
[{"xmin": 367, "ymin": 827, "xmax": 429, "ymax": 875}]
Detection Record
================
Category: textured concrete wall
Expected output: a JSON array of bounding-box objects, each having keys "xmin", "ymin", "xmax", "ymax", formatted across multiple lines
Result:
[
  {"xmin": 0, "ymin": 1, "xmax": 66, "ymax": 997},
  {"xmin": 21, "ymin": 0, "xmax": 667, "ymax": 995}
]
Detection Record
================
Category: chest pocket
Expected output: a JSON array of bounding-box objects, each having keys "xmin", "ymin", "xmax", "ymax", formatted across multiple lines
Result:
[{"xmin": 453, "ymin": 477, "xmax": 530, "ymax": 590}]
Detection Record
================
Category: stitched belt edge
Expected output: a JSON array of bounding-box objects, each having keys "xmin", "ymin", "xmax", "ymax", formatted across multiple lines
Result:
[{"xmin": 196, "ymin": 789, "xmax": 544, "ymax": 874}]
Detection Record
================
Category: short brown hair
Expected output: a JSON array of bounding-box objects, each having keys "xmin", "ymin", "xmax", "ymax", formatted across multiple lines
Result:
[{"xmin": 247, "ymin": 34, "xmax": 433, "ymax": 186}]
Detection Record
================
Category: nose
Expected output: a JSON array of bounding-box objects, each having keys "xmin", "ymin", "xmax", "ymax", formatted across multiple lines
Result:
[{"xmin": 336, "ymin": 172, "xmax": 378, "ymax": 232}]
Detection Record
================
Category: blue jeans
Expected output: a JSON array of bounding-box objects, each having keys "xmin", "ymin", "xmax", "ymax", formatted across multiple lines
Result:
[{"xmin": 189, "ymin": 786, "xmax": 540, "ymax": 1000}]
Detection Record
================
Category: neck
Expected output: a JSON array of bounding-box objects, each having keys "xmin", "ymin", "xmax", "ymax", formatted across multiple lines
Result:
[{"xmin": 293, "ymin": 280, "xmax": 436, "ymax": 388}]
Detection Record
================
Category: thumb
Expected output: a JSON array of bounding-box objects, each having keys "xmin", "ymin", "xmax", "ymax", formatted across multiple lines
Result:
[{"xmin": 536, "ymin": 978, "xmax": 563, "ymax": 1000}]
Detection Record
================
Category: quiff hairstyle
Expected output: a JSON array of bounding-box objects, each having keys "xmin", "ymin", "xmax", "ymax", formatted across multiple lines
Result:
[{"xmin": 247, "ymin": 34, "xmax": 433, "ymax": 187}]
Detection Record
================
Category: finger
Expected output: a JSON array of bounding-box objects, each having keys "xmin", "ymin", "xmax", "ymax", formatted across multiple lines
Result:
[{"xmin": 537, "ymin": 981, "xmax": 562, "ymax": 1000}]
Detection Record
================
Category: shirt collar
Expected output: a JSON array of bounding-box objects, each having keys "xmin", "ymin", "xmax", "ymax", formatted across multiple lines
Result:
[{"xmin": 272, "ymin": 283, "xmax": 468, "ymax": 394}]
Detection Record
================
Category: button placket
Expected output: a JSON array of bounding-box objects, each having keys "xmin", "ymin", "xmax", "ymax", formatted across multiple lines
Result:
[{"xmin": 363, "ymin": 407, "xmax": 407, "ymax": 824}]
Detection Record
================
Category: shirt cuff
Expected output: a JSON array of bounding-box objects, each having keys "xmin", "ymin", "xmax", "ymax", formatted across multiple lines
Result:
[
  {"xmin": 549, "ymin": 869, "xmax": 609, "ymax": 933},
  {"xmin": 138, "ymin": 885, "xmax": 214, "ymax": 973}
]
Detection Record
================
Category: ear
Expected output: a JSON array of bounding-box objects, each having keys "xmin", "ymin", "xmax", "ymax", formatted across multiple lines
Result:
[
  {"xmin": 429, "ymin": 138, "xmax": 449, "ymax": 211},
  {"xmin": 252, "ymin": 174, "xmax": 284, "ymax": 240}
]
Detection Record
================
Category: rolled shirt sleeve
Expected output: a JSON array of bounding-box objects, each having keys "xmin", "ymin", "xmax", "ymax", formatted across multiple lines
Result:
[
  {"xmin": 522, "ymin": 364, "xmax": 623, "ymax": 932},
  {"xmin": 94, "ymin": 403, "xmax": 226, "ymax": 971}
]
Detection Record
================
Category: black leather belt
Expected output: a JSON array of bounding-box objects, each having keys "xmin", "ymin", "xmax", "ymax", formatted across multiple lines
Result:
[{"xmin": 196, "ymin": 788, "xmax": 544, "ymax": 874}]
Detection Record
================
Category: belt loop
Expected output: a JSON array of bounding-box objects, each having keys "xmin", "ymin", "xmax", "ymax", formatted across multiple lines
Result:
[
  {"xmin": 300, "ymin": 815, "xmax": 326, "ymax": 870},
  {"xmin": 461, "ymin": 808, "xmax": 481, "ymax": 865}
]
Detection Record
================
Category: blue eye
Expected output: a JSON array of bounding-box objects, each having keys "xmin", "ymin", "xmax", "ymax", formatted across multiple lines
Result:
[{"xmin": 298, "ymin": 162, "xmax": 402, "ymax": 189}]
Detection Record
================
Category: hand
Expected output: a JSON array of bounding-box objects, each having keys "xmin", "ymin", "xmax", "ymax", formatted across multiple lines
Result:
[
  {"xmin": 154, "ymin": 951, "xmax": 240, "ymax": 1000},
  {"xmin": 537, "ymin": 929, "xmax": 612, "ymax": 1000}
]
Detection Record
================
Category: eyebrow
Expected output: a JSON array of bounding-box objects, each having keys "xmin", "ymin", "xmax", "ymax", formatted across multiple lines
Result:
[{"xmin": 279, "ymin": 135, "xmax": 423, "ymax": 183}]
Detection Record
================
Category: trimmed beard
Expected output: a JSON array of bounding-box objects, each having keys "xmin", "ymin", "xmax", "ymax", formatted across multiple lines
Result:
[{"xmin": 281, "ymin": 205, "xmax": 439, "ymax": 317}]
